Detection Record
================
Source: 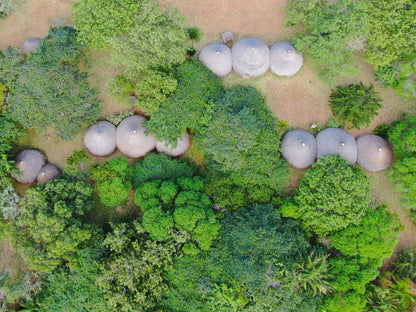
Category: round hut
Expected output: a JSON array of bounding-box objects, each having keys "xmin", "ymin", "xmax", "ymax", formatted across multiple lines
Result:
[
  {"xmin": 116, "ymin": 115, "xmax": 156, "ymax": 158},
  {"xmin": 156, "ymin": 132, "xmax": 190, "ymax": 157},
  {"xmin": 270, "ymin": 42, "xmax": 303, "ymax": 77},
  {"xmin": 316, "ymin": 128, "xmax": 357, "ymax": 165},
  {"xmin": 37, "ymin": 164, "xmax": 60, "ymax": 183},
  {"xmin": 281, "ymin": 129, "xmax": 317, "ymax": 169},
  {"xmin": 22, "ymin": 37, "xmax": 41, "ymax": 54},
  {"xmin": 14, "ymin": 149, "xmax": 45, "ymax": 184},
  {"xmin": 357, "ymin": 135, "xmax": 392, "ymax": 172},
  {"xmin": 231, "ymin": 38, "xmax": 270, "ymax": 79},
  {"xmin": 84, "ymin": 121, "xmax": 117, "ymax": 157},
  {"xmin": 199, "ymin": 43, "xmax": 232, "ymax": 77}
]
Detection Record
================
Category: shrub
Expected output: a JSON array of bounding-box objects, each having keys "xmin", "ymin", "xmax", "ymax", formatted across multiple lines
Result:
[
  {"xmin": 374, "ymin": 123, "xmax": 390, "ymax": 139},
  {"xmin": 329, "ymin": 83, "xmax": 383, "ymax": 129},
  {"xmin": 0, "ymin": 0, "xmax": 18, "ymax": 18},
  {"xmin": 187, "ymin": 27, "xmax": 203, "ymax": 43},
  {"xmin": 388, "ymin": 115, "xmax": 416, "ymax": 158}
]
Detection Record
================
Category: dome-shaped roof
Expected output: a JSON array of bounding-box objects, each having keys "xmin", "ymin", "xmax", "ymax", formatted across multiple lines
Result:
[
  {"xmin": 270, "ymin": 42, "xmax": 303, "ymax": 77},
  {"xmin": 14, "ymin": 149, "xmax": 45, "ymax": 183},
  {"xmin": 37, "ymin": 164, "xmax": 60, "ymax": 183},
  {"xmin": 357, "ymin": 135, "xmax": 392, "ymax": 172},
  {"xmin": 22, "ymin": 37, "xmax": 41, "ymax": 54},
  {"xmin": 316, "ymin": 128, "xmax": 357, "ymax": 165},
  {"xmin": 84, "ymin": 121, "xmax": 116, "ymax": 157},
  {"xmin": 116, "ymin": 115, "xmax": 156, "ymax": 158},
  {"xmin": 281, "ymin": 129, "xmax": 317, "ymax": 169},
  {"xmin": 199, "ymin": 43, "xmax": 232, "ymax": 77},
  {"xmin": 231, "ymin": 38, "xmax": 270, "ymax": 79},
  {"xmin": 156, "ymin": 132, "xmax": 190, "ymax": 157}
]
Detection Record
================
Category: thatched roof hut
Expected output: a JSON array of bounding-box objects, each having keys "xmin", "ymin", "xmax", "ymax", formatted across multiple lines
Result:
[
  {"xmin": 270, "ymin": 42, "xmax": 303, "ymax": 77},
  {"xmin": 357, "ymin": 135, "xmax": 392, "ymax": 172},
  {"xmin": 84, "ymin": 121, "xmax": 116, "ymax": 157},
  {"xmin": 14, "ymin": 149, "xmax": 45, "ymax": 183},
  {"xmin": 22, "ymin": 37, "xmax": 41, "ymax": 54},
  {"xmin": 281, "ymin": 129, "xmax": 317, "ymax": 169},
  {"xmin": 116, "ymin": 115, "xmax": 156, "ymax": 158},
  {"xmin": 199, "ymin": 43, "xmax": 232, "ymax": 77},
  {"xmin": 37, "ymin": 164, "xmax": 60, "ymax": 183},
  {"xmin": 156, "ymin": 132, "xmax": 190, "ymax": 157},
  {"xmin": 316, "ymin": 128, "xmax": 357, "ymax": 165},
  {"xmin": 231, "ymin": 38, "xmax": 270, "ymax": 79}
]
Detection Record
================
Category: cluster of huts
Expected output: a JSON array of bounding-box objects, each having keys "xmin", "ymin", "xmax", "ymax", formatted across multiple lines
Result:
[
  {"xmin": 199, "ymin": 37, "xmax": 303, "ymax": 79},
  {"xmin": 14, "ymin": 149, "xmax": 60, "ymax": 184},
  {"xmin": 281, "ymin": 128, "xmax": 393, "ymax": 172},
  {"xmin": 83, "ymin": 115, "xmax": 190, "ymax": 158}
]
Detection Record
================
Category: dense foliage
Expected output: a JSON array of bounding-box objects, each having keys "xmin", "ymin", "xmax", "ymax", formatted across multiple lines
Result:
[
  {"xmin": 329, "ymin": 83, "xmax": 383, "ymax": 129},
  {"xmin": 283, "ymin": 155, "xmax": 372, "ymax": 235},
  {"xmin": 201, "ymin": 85, "xmax": 289, "ymax": 209},
  {"xmin": 388, "ymin": 115, "xmax": 416, "ymax": 158},
  {"xmin": 162, "ymin": 204, "xmax": 321, "ymax": 311},
  {"xmin": 7, "ymin": 169, "xmax": 95, "ymax": 273}
]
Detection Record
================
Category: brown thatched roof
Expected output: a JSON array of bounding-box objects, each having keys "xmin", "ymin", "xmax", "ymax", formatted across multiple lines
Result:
[
  {"xmin": 270, "ymin": 42, "xmax": 303, "ymax": 77},
  {"xmin": 14, "ymin": 149, "xmax": 45, "ymax": 183},
  {"xmin": 316, "ymin": 128, "xmax": 357, "ymax": 165},
  {"xmin": 116, "ymin": 115, "xmax": 156, "ymax": 158},
  {"xmin": 37, "ymin": 164, "xmax": 60, "ymax": 183},
  {"xmin": 156, "ymin": 132, "xmax": 190, "ymax": 157},
  {"xmin": 22, "ymin": 37, "xmax": 41, "ymax": 54},
  {"xmin": 281, "ymin": 129, "xmax": 317, "ymax": 169},
  {"xmin": 84, "ymin": 121, "xmax": 117, "ymax": 156},
  {"xmin": 357, "ymin": 135, "xmax": 392, "ymax": 172},
  {"xmin": 231, "ymin": 38, "xmax": 270, "ymax": 78},
  {"xmin": 199, "ymin": 43, "xmax": 232, "ymax": 77}
]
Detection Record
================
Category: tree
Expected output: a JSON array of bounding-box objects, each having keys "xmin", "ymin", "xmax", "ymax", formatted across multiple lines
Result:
[
  {"xmin": 201, "ymin": 85, "xmax": 290, "ymax": 209},
  {"xmin": 0, "ymin": 47, "xmax": 25, "ymax": 90},
  {"xmin": 329, "ymin": 83, "xmax": 383, "ymax": 129},
  {"xmin": 146, "ymin": 60, "xmax": 223, "ymax": 144},
  {"xmin": 388, "ymin": 115, "xmax": 416, "ymax": 158},
  {"xmin": 393, "ymin": 246, "xmax": 416, "ymax": 283},
  {"xmin": 285, "ymin": 0, "xmax": 370, "ymax": 84},
  {"xmin": 97, "ymin": 221, "xmax": 179, "ymax": 312},
  {"xmin": 8, "ymin": 169, "xmax": 95, "ymax": 273},
  {"xmin": 72, "ymin": 0, "xmax": 140, "ymax": 50},
  {"xmin": 110, "ymin": 0, "xmax": 188, "ymax": 79},
  {"xmin": 321, "ymin": 291, "xmax": 367, "ymax": 312},
  {"xmin": 285, "ymin": 155, "xmax": 372, "ymax": 235}
]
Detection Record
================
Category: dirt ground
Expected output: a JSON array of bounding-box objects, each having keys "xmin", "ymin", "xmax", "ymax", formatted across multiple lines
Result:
[{"xmin": 1, "ymin": 0, "xmax": 416, "ymax": 271}]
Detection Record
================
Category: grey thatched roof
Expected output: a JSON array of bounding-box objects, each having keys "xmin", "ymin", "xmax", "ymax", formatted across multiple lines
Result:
[
  {"xmin": 199, "ymin": 43, "xmax": 232, "ymax": 77},
  {"xmin": 270, "ymin": 42, "xmax": 303, "ymax": 77},
  {"xmin": 156, "ymin": 132, "xmax": 190, "ymax": 157},
  {"xmin": 14, "ymin": 149, "xmax": 45, "ymax": 183},
  {"xmin": 357, "ymin": 135, "xmax": 392, "ymax": 172},
  {"xmin": 232, "ymin": 38, "xmax": 270, "ymax": 79},
  {"xmin": 22, "ymin": 37, "xmax": 41, "ymax": 54},
  {"xmin": 316, "ymin": 128, "xmax": 357, "ymax": 165},
  {"xmin": 84, "ymin": 121, "xmax": 116, "ymax": 157},
  {"xmin": 37, "ymin": 164, "xmax": 60, "ymax": 183},
  {"xmin": 116, "ymin": 115, "xmax": 156, "ymax": 158},
  {"xmin": 281, "ymin": 129, "xmax": 317, "ymax": 169}
]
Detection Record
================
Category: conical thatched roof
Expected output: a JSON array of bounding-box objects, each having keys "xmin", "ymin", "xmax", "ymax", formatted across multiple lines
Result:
[
  {"xmin": 357, "ymin": 135, "xmax": 392, "ymax": 172},
  {"xmin": 14, "ymin": 149, "xmax": 45, "ymax": 183},
  {"xmin": 199, "ymin": 43, "xmax": 232, "ymax": 77},
  {"xmin": 270, "ymin": 42, "xmax": 303, "ymax": 77},
  {"xmin": 22, "ymin": 37, "xmax": 41, "ymax": 54},
  {"xmin": 84, "ymin": 121, "xmax": 116, "ymax": 156},
  {"xmin": 281, "ymin": 129, "xmax": 317, "ymax": 169},
  {"xmin": 37, "ymin": 164, "xmax": 60, "ymax": 183},
  {"xmin": 316, "ymin": 128, "xmax": 357, "ymax": 165},
  {"xmin": 156, "ymin": 132, "xmax": 190, "ymax": 157},
  {"xmin": 116, "ymin": 115, "xmax": 156, "ymax": 158},
  {"xmin": 232, "ymin": 38, "xmax": 270, "ymax": 79}
]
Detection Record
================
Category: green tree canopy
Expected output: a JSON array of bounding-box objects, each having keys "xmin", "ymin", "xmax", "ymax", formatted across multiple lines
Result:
[
  {"xmin": 8, "ymin": 169, "xmax": 95, "ymax": 273},
  {"xmin": 388, "ymin": 115, "xmax": 416, "ymax": 158},
  {"xmin": 329, "ymin": 83, "xmax": 383, "ymax": 129},
  {"xmin": 285, "ymin": 155, "xmax": 372, "ymax": 235}
]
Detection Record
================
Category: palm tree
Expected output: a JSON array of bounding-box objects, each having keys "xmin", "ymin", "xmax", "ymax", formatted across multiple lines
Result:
[{"xmin": 294, "ymin": 252, "xmax": 333, "ymax": 296}]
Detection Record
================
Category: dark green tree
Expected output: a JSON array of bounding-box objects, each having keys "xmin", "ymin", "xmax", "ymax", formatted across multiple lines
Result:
[
  {"xmin": 0, "ymin": 47, "xmax": 25, "ymax": 90},
  {"xmin": 388, "ymin": 115, "xmax": 416, "ymax": 158},
  {"xmin": 329, "ymin": 83, "xmax": 383, "ymax": 129},
  {"xmin": 394, "ymin": 246, "xmax": 416, "ymax": 282},
  {"xmin": 8, "ymin": 169, "xmax": 95, "ymax": 273},
  {"xmin": 284, "ymin": 155, "xmax": 372, "ymax": 235}
]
